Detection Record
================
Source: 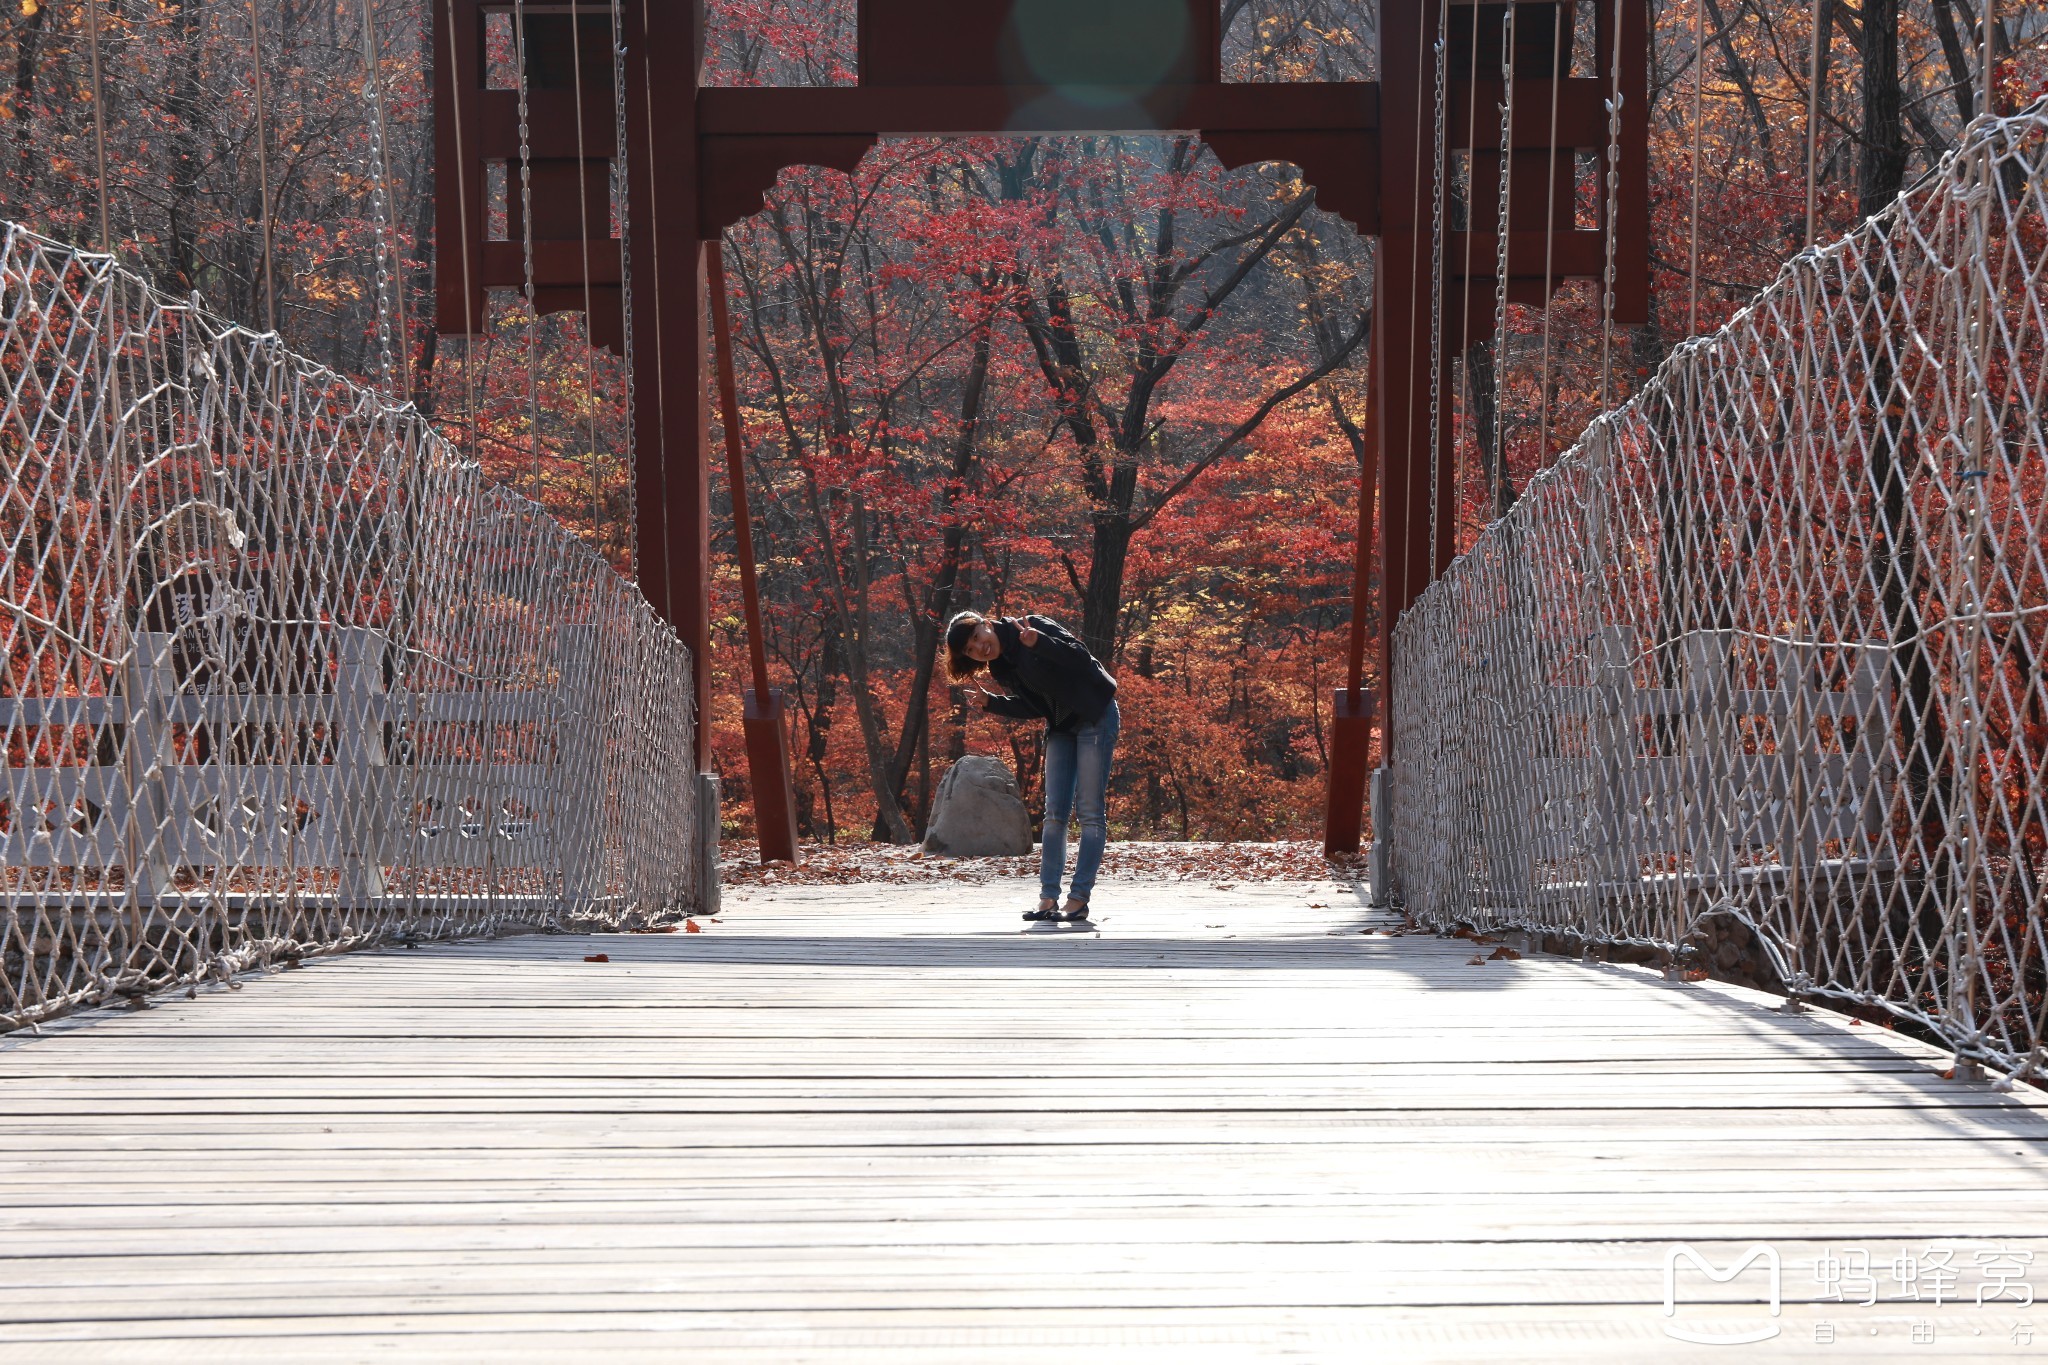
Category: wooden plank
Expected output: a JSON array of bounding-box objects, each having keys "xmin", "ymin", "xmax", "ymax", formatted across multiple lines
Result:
[{"xmin": 1, "ymin": 879, "xmax": 2042, "ymax": 1360}]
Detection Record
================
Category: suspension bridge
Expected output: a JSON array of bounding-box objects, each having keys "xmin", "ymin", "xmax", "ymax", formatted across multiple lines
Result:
[{"xmin": 4, "ymin": 0, "xmax": 2048, "ymax": 1355}]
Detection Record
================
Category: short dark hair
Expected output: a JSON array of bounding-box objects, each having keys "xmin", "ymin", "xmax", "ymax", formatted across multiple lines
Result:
[{"xmin": 943, "ymin": 611, "xmax": 986, "ymax": 683}]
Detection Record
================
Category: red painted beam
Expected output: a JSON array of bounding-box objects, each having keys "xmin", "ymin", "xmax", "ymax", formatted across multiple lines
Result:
[
  {"xmin": 696, "ymin": 82, "xmax": 1379, "ymax": 137},
  {"xmin": 1325, "ymin": 304, "xmax": 1382, "ymax": 857}
]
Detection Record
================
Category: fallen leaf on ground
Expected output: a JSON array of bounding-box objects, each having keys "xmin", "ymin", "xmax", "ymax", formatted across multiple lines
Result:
[
  {"xmin": 584, "ymin": 953, "xmax": 609, "ymax": 963},
  {"xmin": 1466, "ymin": 954, "xmax": 1487, "ymax": 965},
  {"xmin": 685, "ymin": 920, "xmax": 703, "ymax": 933},
  {"xmin": 1488, "ymin": 946, "xmax": 1521, "ymax": 960}
]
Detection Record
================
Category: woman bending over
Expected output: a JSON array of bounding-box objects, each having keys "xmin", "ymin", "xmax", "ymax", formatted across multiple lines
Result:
[{"xmin": 943, "ymin": 611, "xmax": 1119, "ymax": 922}]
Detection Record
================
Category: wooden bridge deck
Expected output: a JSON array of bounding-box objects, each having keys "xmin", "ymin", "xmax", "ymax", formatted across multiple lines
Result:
[{"xmin": 3, "ymin": 878, "xmax": 2046, "ymax": 1362}]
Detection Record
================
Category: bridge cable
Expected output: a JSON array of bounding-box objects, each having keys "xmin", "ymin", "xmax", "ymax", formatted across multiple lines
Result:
[
  {"xmin": 566, "ymin": 0, "xmax": 609, "ymax": 555},
  {"xmin": 1801, "ymin": 0, "xmax": 1826, "ymax": 247},
  {"xmin": 1534, "ymin": 1, "xmax": 1564, "ymax": 460},
  {"xmin": 246, "ymin": 0, "xmax": 277, "ymax": 334},
  {"xmin": 1391, "ymin": 0, "xmax": 1439, "ymax": 716},
  {"xmin": 1489, "ymin": 6, "xmax": 1518, "ymax": 516},
  {"xmin": 512, "ymin": 0, "xmax": 544, "ymax": 499},
  {"xmin": 443, "ymin": 0, "xmax": 483, "ymax": 467},
  {"xmin": 83, "ymin": 0, "xmax": 113, "ymax": 251},
  {"xmin": 357, "ymin": 0, "xmax": 428, "ymax": 929},
  {"xmin": 1598, "ymin": 0, "xmax": 1625, "ymax": 411},
  {"xmin": 628, "ymin": 0, "xmax": 677, "ymax": 628},
  {"xmin": 609, "ymin": 0, "xmax": 638, "ymax": 576},
  {"xmin": 1455, "ymin": 1, "xmax": 1485, "ymax": 551},
  {"xmin": 357, "ymin": 0, "xmax": 407, "ymax": 399},
  {"xmin": 245, "ymin": 0, "xmax": 296, "ymax": 920},
  {"xmin": 1950, "ymin": 0, "xmax": 2000, "ymax": 1051},
  {"xmin": 81, "ymin": 0, "xmax": 134, "ymax": 947},
  {"xmin": 1426, "ymin": 0, "xmax": 1450, "ymax": 578},
  {"xmin": 80, "ymin": 0, "xmax": 116, "ymax": 250},
  {"xmin": 1688, "ymin": 0, "xmax": 1704, "ymax": 335},
  {"xmin": 392, "ymin": 0, "xmax": 469, "ymax": 921},
  {"xmin": 1979, "ymin": 0, "xmax": 1998, "ymax": 116}
]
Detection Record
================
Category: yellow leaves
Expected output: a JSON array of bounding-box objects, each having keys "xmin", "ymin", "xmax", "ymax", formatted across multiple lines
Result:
[
  {"xmin": 298, "ymin": 274, "xmax": 364, "ymax": 308},
  {"xmin": 20, "ymin": 0, "xmax": 37, "ymax": 16}
]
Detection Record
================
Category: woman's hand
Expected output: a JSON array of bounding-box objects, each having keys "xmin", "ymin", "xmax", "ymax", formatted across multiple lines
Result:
[{"xmin": 1016, "ymin": 621, "xmax": 1040, "ymax": 648}]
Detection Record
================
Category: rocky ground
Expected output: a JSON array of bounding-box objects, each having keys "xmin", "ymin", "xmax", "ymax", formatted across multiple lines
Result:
[{"xmin": 719, "ymin": 838, "xmax": 1367, "ymax": 889}]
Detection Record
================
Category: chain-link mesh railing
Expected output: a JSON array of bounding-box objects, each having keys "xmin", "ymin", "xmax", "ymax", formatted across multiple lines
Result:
[
  {"xmin": 1390, "ymin": 105, "xmax": 2048, "ymax": 1081},
  {"xmin": 2, "ymin": 222, "xmax": 699, "ymax": 1032}
]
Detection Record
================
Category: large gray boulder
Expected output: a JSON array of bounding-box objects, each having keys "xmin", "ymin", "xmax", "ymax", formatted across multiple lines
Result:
[{"xmin": 922, "ymin": 756, "xmax": 1033, "ymax": 857}]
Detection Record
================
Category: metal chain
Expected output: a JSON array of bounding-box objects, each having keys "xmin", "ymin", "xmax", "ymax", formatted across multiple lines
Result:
[
  {"xmin": 1690, "ymin": 0, "xmax": 1706, "ymax": 334},
  {"xmin": 566, "ymin": 1, "xmax": 607, "ymax": 553},
  {"xmin": 512, "ymin": 0, "xmax": 544, "ymax": 498},
  {"xmin": 1426, "ymin": 0, "xmax": 1449, "ymax": 574},
  {"xmin": 1535, "ymin": 2, "xmax": 1563, "ymax": 459},
  {"xmin": 1454, "ymin": 8, "xmax": 1485, "ymax": 547},
  {"xmin": 610, "ymin": 0, "xmax": 638, "ymax": 576},
  {"xmin": 1490, "ymin": 7, "xmax": 1517, "ymax": 511},
  {"xmin": 247, "ymin": 0, "xmax": 278, "ymax": 334},
  {"xmin": 1803, "ymin": 0, "xmax": 1827, "ymax": 247},
  {"xmin": 84, "ymin": 0, "xmax": 114, "ymax": 252},
  {"xmin": 357, "ymin": 0, "xmax": 402, "ymax": 398},
  {"xmin": 443, "ymin": 0, "xmax": 482, "ymax": 464},
  {"xmin": 1598, "ymin": 0, "xmax": 1625, "ymax": 411}
]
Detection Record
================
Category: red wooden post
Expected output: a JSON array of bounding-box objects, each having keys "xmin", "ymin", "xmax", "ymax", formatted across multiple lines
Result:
[
  {"xmin": 623, "ymin": 0, "xmax": 710, "ymax": 768},
  {"xmin": 1323, "ymin": 296, "xmax": 1380, "ymax": 856},
  {"xmin": 1373, "ymin": 0, "xmax": 1446, "ymax": 720},
  {"xmin": 706, "ymin": 247, "xmax": 800, "ymax": 863}
]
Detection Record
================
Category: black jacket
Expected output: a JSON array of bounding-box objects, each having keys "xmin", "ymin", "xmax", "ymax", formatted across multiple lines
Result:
[{"xmin": 981, "ymin": 615, "xmax": 1117, "ymax": 734}]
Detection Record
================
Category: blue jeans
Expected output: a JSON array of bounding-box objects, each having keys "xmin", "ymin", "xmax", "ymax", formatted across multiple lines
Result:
[{"xmin": 1039, "ymin": 700, "xmax": 1118, "ymax": 904}]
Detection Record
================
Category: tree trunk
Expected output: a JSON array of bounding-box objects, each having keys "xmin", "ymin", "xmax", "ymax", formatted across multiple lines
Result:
[
  {"xmin": 10, "ymin": 0, "xmax": 49, "ymax": 191},
  {"xmin": 880, "ymin": 306, "xmax": 996, "ymax": 821},
  {"xmin": 1860, "ymin": 0, "xmax": 1945, "ymax": 823},
  {"xmin": 1858, "ymin": 0, "xmax": 1908, "ymax": 222},
  {"xmin": 165, "ymin": 0, "xmax": 206, "ymax": 291},
  {"xmin": 1080, "ymin": 510, "xmax": 1134, "ymax": 662},
  {"xmin": 1929, "ymin": 0, "xmax": 1978, "ymax": 125},
  {"xmin": 757, "ymin": 205, "xmax": 917, "ymax": 843},
  {"xmin": 808, "ymin": 620, "xmax": 841, "ymax": 840}
]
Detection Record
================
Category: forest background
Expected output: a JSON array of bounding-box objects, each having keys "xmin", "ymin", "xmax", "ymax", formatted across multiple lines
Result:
[{"xmin": 2, "ymin": 0, "xmax": 2041, "ymax": 843}]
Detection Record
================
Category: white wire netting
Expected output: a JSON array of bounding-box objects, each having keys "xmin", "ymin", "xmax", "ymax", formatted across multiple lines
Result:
[
  {"xmin": 1, "ymin": 221, "xmax": 699, "ymax": 1032},
  {"xmin": 1390, "ymin": 105, "xmax": 2048, "ymax": 1077}
]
